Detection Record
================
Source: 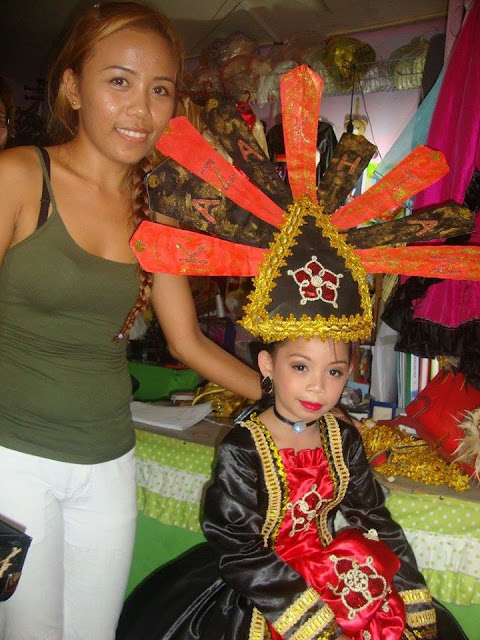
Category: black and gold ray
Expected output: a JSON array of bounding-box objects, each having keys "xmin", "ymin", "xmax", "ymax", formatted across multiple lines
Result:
[
  {"xmin": 147, "ymin": 157, "xmax": 277, "ymax": 248},
  {"xmin": 200, "ymin": 98, "xmax": 293, "ymax": 211}
]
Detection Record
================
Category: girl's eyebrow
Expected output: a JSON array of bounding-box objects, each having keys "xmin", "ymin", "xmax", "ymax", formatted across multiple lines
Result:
[
  {"xmin": 287, "ymin": 353, "xmax": 349, "ymax": 366},
  {"xmin": 287, "ymin": 352, "xmax": 311, "ymax": 360},
  {"xmin": 102, "ymin": 65, "xmax": 175, "ymax": 83}
]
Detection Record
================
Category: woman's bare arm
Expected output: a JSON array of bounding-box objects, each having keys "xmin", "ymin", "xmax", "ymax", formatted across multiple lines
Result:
[{"xmin": 151, "ymin": 270, "xmax": 261, "ymax": 401}]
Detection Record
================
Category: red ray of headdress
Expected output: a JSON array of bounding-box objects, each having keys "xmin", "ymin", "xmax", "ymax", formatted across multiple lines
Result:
[
  {"xmin": 357, "ymin": 245, "xmax": 480, "ymax": 280},
  {"xmin": 156, "ymin": 117, "xmax": 285, "ymax": 228},
  {"xmin": 280, "ymin": 65, "xmax": 323, "ymax": 202},
  {"xmin": 131, "ymin": 224, "xmax": 264, "ymax": 276},
  {"xmin": 331, "ymin": 146, "xmax": 449, "ymax": 230}
]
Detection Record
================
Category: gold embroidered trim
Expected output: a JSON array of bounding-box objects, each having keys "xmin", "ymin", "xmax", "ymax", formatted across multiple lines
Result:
[
  {"xmin": 317, "ymin": 413, "xmax": 350, "ymax": 546},
  {"xmin": 406, "ymin": 608, "xmax": 437, "ymax": 628},
  {"xmin": 240, "ymin": 196, "xmax": 373, "ymax": 343},
  {"xmin": 257, "ymin": 418, "xmax": 290, "ymax": 545},
  {"xmin": 273, "ymin": 587, "xmax": 320, "ymax": 635},
  {"xmin": 400, "ymin": 588, "xmax": 432, "ymax": 606},
  {"xmin": 248, "ymin": 607, "xmax": 268, "ymax": 640},
  {"xmin": 242, "ymin": 418, "xmax": 284, "ymax": 546},
  {"xmin": 289, "ymin": 604, "xmax": 336, "ymax": 640},
  {"xmin": 0, "ymin": 547, "xmax": 21, "ymax": 580}
]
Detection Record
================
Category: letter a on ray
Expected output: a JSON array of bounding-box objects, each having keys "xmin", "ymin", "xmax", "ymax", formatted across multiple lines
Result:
[{"xmin": 156, "ymin": 117, "xmax": 285, "ymax": 228}]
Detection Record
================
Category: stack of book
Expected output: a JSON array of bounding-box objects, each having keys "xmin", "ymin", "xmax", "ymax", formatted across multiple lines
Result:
[{"xmin": 396, "ymin": 352, "xmax": 440, "ymax": 410}]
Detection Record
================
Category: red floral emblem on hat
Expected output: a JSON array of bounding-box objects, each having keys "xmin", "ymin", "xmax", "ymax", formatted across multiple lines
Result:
[{"xmin": 288, "ymin": 256, "xmax": 343, "ymax": 308}]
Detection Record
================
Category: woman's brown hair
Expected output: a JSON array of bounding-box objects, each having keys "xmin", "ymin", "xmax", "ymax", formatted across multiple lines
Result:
[
  {"xmin": 46, "ymin": 1, "xmax": 184, "ymax": 342},
  {"xmin": 0, "ymin": 76, "xmax": 17, "ymax": 141}
]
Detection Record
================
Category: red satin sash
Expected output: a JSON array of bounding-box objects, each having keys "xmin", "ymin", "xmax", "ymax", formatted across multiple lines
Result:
[{"xmin": 268, "ymin": 448, "xmax": 405, "ymax": 640}]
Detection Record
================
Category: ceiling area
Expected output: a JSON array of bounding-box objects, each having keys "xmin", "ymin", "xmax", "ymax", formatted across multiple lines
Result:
[{"xmin": 2, "ymin": 0, "xmax": 448, "ymax": 83}]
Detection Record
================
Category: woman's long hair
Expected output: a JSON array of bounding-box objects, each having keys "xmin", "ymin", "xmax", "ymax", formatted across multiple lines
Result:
[{"xmin": 0, "ymin": 76, "xmax": 17, "ymax": 142}]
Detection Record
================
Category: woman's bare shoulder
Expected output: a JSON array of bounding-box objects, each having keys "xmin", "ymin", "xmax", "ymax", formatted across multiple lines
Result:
[
  {"xmin": 0, "ymin": 145, "xmax": 42, "ymax": 184},
  {"xmin": 0, "ymin": 147, "xmax": 46, "ymax": 259}
]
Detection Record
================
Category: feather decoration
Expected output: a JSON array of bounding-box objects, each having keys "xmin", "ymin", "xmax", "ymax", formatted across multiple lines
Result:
[{"xmin": 453, "ymin": 407, "xmax": 480, "ymax": 483}]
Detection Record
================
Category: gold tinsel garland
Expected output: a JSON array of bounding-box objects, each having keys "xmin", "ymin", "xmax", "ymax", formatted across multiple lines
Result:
[
  {"xmin": 359, "ymin": 420, "xmax": 470, "ymax": 492},
  {"xmin": 192, "ymin": 382, "xmax": 247, "ymax": 417}
]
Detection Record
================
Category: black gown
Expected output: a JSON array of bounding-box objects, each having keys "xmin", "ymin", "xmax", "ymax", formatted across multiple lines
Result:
[{"xmin": 117, "ymin": 415, "xmax": 465, "ymax": 640}]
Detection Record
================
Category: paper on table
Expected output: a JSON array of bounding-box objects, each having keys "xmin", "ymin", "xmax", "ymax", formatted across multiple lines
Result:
[{"xmin": 130, "ymin": 401, "xmax": 212, "ymax": 431}]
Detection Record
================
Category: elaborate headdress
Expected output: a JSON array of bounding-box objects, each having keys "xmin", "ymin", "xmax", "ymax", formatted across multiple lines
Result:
[{"xmin": 131, "ymin": 65, "xmax": 477, "ymax": 343}]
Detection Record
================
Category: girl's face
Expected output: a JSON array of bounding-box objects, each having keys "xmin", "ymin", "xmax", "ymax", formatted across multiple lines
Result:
[
  {"xmin": 63, "ymin": 26, "xmax": 178, "ymax": 166},
  {"xmin": 258, "ymin": 337, "xmax": 352, "ymax": 423},
  {"xmin": 0, "ymin": 98, "xmax": 8, "ymax": 150}
]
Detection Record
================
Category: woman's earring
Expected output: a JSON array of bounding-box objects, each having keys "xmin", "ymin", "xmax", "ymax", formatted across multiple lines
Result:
[{"xmin": 261, "ymin": 376, "xmax": 274, "ymax": 396}]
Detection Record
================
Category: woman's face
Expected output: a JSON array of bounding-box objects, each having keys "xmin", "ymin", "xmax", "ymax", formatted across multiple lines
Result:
[
  {"xmin": 64, "ymin": 26, "xmax": 178, "ymax": 166},
  {"xmin": 0, "ymin": 97, "xmax": 8, "ymax": 150},
  {"xmin": 258, "ymin": 337, "xmax": 352, "ymax": 424}
]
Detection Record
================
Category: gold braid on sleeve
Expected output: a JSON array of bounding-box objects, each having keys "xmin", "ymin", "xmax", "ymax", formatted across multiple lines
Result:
[
  {"xmin": 273, "ymin": 588, "xmax": 320, "ymax": 635},
  {"xmin": 287, "ymin": 604, "xmax": 337, "ymax": 640},
  {"xmin": 401, "ymin": 589, "xmax": 437, "ymax": 639},
  {"xmin": 400, "ymin": 588, "xmax": 433, "ymax": 606}
]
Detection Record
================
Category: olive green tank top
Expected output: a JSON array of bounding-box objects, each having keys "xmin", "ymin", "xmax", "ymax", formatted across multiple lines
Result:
[{"xmin": 0, "ymin": 147, "xmax": 140, "ymax": 463}]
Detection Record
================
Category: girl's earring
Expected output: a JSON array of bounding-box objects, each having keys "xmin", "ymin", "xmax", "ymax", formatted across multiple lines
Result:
[{"xmin": 261, "ymin": 376, "xmax": 274, "ymax": 396}]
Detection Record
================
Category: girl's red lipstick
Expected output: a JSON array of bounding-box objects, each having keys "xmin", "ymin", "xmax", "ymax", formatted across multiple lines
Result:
[{"xmin": 300, "ymin": 401, "xmax": 323, "ymax": 411}]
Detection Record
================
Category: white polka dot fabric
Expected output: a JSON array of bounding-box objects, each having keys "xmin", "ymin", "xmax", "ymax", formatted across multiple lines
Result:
[
  {"xmin": 135, "ymin": 429, "xmax": 213, "ymax": 533},
  {"xmin": 387, "ymin": 493, "xmax": 480, "ymax": 605}
]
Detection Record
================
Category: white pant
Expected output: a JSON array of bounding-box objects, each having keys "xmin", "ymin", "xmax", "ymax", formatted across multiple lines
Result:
[{"xmin": 0, "ymin": 446, "xmax": 137, "ymax": 640}]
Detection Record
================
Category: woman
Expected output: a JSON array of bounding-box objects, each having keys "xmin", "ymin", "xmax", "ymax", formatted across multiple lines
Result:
[{"xmin": 0, "ymin": 3, "xmax": 260, "ymax": 639}]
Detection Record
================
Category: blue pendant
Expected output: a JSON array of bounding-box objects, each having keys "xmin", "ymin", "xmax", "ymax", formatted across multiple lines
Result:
[{"xmin": 292, "ymin": 422, "xmax": 307, "ymax": 434}]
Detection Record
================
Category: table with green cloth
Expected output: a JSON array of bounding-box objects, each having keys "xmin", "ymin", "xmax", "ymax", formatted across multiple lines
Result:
[
  {"xmin": 130, "ymin": 421, "xmax": 480, "ymax": 640},
  {"xmin": 134, "ymin": 421, "xmax": 227, "ymax": 533}
]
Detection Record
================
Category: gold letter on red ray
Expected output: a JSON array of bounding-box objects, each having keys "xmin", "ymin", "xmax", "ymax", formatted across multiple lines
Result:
[
  {"xmin": 280, "ymin": 65, "xmax": 323, "ymax": 202},
  {"xmin": 130, "ymin": 221, "xmax": 265, "ymax": 276},
  {"xmin": 156, "ymin": 117, "xmax": 285, "ymax": 228},
  {"xmin": 331, "ymin": 146, "xmax": 449, "ymax": 230}
]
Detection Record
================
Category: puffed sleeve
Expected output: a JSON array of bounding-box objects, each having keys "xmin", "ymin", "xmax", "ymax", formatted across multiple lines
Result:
[
  {"xmin": 336, "ymin": 421, "xmax": 438, "ymax": 640},
  {"xmin": 202, "ymin": 426, "xmax": 341, "ymax": 640}
]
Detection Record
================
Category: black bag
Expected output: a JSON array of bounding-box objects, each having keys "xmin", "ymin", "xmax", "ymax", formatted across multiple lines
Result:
[{"xmin": 0, "ymin": 518, "xmax": 32, "ymax": 601}]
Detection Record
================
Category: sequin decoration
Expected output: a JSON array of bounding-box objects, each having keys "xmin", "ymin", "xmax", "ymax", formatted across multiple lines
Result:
[{"xmin": 359, "ymin": 421, "xmax": 470, "ymax": 492}]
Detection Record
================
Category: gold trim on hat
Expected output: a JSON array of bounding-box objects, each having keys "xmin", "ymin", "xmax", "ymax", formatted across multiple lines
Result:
[{"xmin": 240, "ymin": 196, "xmax": 373, "ymax": 343}]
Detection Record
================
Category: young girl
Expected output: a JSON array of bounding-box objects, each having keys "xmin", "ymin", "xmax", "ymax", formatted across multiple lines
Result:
[
  {"xmin": 245, "ymin": 336, "xmax": 409, "ymax": 640},
  {"xmin": 0, "ymin": 3, "xmax": 261, "ymax": 638},
  {"xmin": 118, "ymin": 338, "xmax": 439, "ymax": 640}
]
